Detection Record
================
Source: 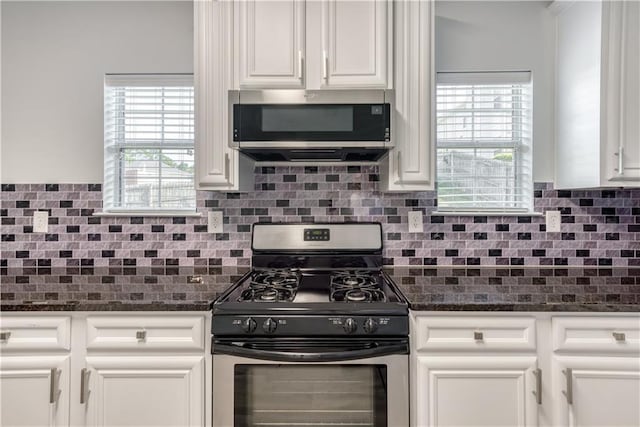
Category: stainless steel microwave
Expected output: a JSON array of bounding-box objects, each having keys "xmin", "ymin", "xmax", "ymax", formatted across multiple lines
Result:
[{"xmin": 230, "ymin": 90, "xmax": 392, "ymax": 162}]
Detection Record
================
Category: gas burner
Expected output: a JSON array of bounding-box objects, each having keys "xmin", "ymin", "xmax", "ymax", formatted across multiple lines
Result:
[
  {"xmin": 252, "ymin": 270, "xmax": 299, "ymax": 287},
  {"xmin": 330, "ymin": 271, "xmax": 386, "ymax": 303},
  {"xmin": 238, "ymin": 270, "xmax": 300, "ymax": 302}
]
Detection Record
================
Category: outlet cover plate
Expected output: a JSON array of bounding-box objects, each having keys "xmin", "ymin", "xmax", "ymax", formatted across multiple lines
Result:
[
  {"xmin": 208, "ymin": 211, "xmax": 224, "ymax": 233},
  {"xmin": 408, "ymin": 210, "xmax": 424, "ymax": 233},
  {"xmin": 33, "ymin": 211, "xmax": 49, "ymax": 233},
  {"xmin": 545, "ymin": 210, "xmax": 561, "ymax": 232}
]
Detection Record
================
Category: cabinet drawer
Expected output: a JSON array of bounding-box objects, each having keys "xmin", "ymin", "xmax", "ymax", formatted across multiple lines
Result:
[
  {"xmin": 86, "ymin": 315, "xmax": 205, "ymax": 351},
  {"xmin": 0, "ymin": 316, "xmax": 71, "ymax": 351},
  {"xmin": 414, "ymin": 316, "xmax": 537, "ymax": 352},
  {"xmin": 553, "ymin": 316, "xmax": 640, "ymax": 354}
]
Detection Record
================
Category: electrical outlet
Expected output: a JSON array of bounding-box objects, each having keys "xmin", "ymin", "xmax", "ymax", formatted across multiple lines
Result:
[
  {"xmin": 208, "ymin": 211, "xmax": 224, "ymax": 233},
  {"xmin": 33, "ymin": 211, "xmax": 49, "ymax": 233},
  {"xmin": 408, "ymin": 210, "xmax": 424, "ymax": 233},
  {"xmin": 546, "ymin": 210, "xmax": 561, "ymax": 232}
]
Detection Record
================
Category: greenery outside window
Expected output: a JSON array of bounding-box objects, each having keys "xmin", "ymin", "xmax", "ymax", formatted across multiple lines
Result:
[
  {"xmin": 436, "ymin": 72, "xmax": 533, "ymax": 213},
  {"xmin": 103, "ymin": 74, "xmax": 195, "ymax": 213}
]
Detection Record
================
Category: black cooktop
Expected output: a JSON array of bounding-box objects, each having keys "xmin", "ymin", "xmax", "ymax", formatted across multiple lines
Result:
[{"xmin": 213, "ymin": 268, "xmax": 408, "ymax": 316}]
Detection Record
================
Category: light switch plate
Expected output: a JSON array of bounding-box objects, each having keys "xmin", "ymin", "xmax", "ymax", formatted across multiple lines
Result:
[
  {"xmin": 408, "ymin": 210, "xmax": 424, "ymax": 233},
  {"xmin": 33, "ymin": 211, "xmax": 49, "ymax": 233},
  {"xmin": 208, "ymin": 211, "xmax": 224, "ymax": 233},
  {"xmin": 546, "ymin": 210, "xmax": 561, "ymax": 232}
]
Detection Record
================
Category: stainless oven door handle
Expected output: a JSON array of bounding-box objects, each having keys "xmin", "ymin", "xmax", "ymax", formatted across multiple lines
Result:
[{"xmin": 213, "ymin": 343, "xmax": 408, "ymax": 362}]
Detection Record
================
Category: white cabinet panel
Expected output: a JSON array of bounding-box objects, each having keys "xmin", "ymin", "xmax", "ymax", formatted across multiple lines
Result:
[
  {"xmin": 318, "ymin": 0, "xmax": 390, "ymax": 89},
  {"xmin": 380, "ymin": 0, "xmax": 434, "ymax": 191},
  {"xmin": 414, "ymin": 316, "xmax": 536, "ymax": 352},
  {"xmin": 415, "ymin": 356, "xmax": 539, "ymax": 427},
  {"xmin": 235, "ymin": 0, "xmax": 305, "ymax": 88},
  {"xmin": 195, "ymin": 0, "xmax": 253, "ymax": 191},
  {"xmin": 0, "ymin": 315, "xmax": 70, "ymax": 352},
  {"xmin": 85, "ymin": 315, "xmax": 204, "ymax": 351},
  {"xmin": 553, "ymin": 0, "xmax": 640, "ymax": 188},
  {"xmin": 83, "ymin": 356, "xmax": 205, "ymax": 427},
  {"xmin": 602, "ymin": 0, "xmax": 640, "ymax": 183},
  {"xmin": 554, "ymin": 357, "xmax": 640, "ymax": 427},
  {"xmin": 553, "ymin": 316, "xmax": 640, "ymax": 355},
  {"xmin": 0, "ymin": 356, "xmax": 70, "ymax": 427}
]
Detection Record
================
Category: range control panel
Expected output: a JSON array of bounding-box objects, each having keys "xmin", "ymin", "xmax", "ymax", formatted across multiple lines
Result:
[
  {"xmin": 304, "ymin": 228, "xmax": 330, "ymax": 241},
  {"xmin": 213, "ymin": 315, "xmax": 409, "ymax": 337}
]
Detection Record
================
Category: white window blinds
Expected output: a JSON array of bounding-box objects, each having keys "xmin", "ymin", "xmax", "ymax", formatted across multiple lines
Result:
[
  {"xmin": 103, "ymin": 74, "xmax": 195, "ymax": 211},
  {"xmin": 436, "ymin": 72, "xmax": 533, "ymax": 212}
]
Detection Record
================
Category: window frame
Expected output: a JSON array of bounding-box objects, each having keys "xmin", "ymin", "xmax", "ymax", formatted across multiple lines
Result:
[
  {"xmin": 101, "ymin": 74, "xmax": 197, "ymax": 215},
  {"xmin": 434, "ymin": 71, "xmax": 535, "ymax": 215}
]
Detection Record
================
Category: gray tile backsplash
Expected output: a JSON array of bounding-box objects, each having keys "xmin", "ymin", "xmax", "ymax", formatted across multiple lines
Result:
[{"xmin": 1, "ymin": 166, "xmax": 639, "ymax": 271}]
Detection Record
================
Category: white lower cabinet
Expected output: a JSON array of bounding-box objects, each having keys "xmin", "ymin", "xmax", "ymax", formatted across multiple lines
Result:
[
  {"xmin": 0, "ymin": 356, "xmax": 70, "ymax": 427},
  {"xmin": 553, "ymin": 357, "xmax": 640, "ymax": 427},
  {"xmin": 415, "ymin": 355, "xmax": 539, "ymax": 427},
  {"xmin": 412, "ymin": 313, "xmax": 640, "ymax": 427},
  {"xmin": 0, "ymin": 312, "xmax": 209, "ymax": 427},
  {"xmin": 82, "ymin": 356, "xmax": 204, "ymax": 427},
  {"xmin": 551, "ymin": 316, "xmax": 640, "ymax": 427}
]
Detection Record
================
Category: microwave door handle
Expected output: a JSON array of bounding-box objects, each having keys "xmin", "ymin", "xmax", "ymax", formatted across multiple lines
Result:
[{"xmin": 213, "ymin": 343, "xmax": 408, "ymax": 362}]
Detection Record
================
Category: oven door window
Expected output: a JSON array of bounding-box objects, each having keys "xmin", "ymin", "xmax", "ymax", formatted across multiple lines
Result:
[{"xmin": 234, "ymin": 365, "xmax": 388, "ymax": 427}]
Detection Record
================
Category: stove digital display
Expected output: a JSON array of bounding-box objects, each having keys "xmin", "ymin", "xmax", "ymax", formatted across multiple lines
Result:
[{"xmin": 304, "ymin": 228, "xmax": 330, "ymax": 241}]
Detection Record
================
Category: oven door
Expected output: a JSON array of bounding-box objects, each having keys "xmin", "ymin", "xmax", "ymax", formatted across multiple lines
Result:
[{"xmin": 212, "ymin": 338, "xmax": 409, "ymax": 427}]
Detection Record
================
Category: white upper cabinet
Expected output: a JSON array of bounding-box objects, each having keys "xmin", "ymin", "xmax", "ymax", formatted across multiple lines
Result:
[
  {"xmin": 195, "ymin": 0, "xmax": 253, "ymax": 191},
  {"xmin": 316, "ymin": 0, "xmax": 391, "ymax": 89},
  {"xmin": 235, "ymin": 0, "xmax": 305, "ymax": 89},
  {"xmin": 379, "ymin": 0, "xmax": 434, "ymax": 191},
  {"xmin": 232, "ymin": 0, "xmax": 391, "ymax": 90},
  {"xmin": 554, "ymin": 0, "xmax": 640, "ymax": 188},
  {"xmin": 601, "ymin": 0, "xmax": 640, "ymax": 184}
]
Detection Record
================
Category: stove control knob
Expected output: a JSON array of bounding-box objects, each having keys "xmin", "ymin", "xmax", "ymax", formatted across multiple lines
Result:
[
  {"xmin": 242, "ymin": 318, "xmax": 257, "ymax": 333},
  {"xmin": 343, "ymin": 318, "xmax": 357, "ymax": 334},
  {"xmin": 363, "ymin": 318, "xmax": 378, "ymax": 334},
  {"xmin": 263, "ymin": 318, "xmax": 277, "ymax": 334}
]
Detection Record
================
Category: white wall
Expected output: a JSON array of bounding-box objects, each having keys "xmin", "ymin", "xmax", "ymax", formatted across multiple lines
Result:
[
  {"xmin": 1, "ymin": 1, "xmax": 193, "ymax": 183},
  {"xmin": 2, "ymin": 1, "xmax": 556, "ymax": 184},
  {"xmin": 435, "ymin": 1, "xmax": 556, "ymax": 182}
]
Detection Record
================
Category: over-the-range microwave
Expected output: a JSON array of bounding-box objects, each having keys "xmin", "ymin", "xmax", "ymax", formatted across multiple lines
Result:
[{"xmin": 230, "ymin": 90, "xmax": 392, "ymax": 162}]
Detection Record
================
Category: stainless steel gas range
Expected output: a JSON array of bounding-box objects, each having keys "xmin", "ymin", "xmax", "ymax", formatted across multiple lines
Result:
[{"xmin": 211, "ymin": 223, "xmax": 409, "ymax": 427}]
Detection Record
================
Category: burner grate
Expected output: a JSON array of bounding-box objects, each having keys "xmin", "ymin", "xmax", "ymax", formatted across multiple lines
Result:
[
  {"xmin": 238, "ymin": 270, "xmax": 300, "ymax": 302},
  {"xmin": 330, "ymin": 270, "xmax": 386, "ymax": 303}
]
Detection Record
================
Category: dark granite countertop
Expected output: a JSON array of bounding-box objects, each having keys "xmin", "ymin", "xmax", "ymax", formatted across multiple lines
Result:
[
  {"xmin": 387, "ymin": 266, "xmax": 639, "ymax": 312},
  {"xmin": 1, "ymin": 266, "xmax": 638, "ymax": 312},
  {"xmin": 408, "ymin": 303, "xmax": 639, "ymax": 312},
  {"xmin": 0, "ymin": 302, "xmax": 211, "ymax": 312}
]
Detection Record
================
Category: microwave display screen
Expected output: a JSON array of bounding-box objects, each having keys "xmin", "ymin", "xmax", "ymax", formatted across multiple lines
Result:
[{"xmin": 262, "ymin": 106, "xmax": 354, "ymax": 132}]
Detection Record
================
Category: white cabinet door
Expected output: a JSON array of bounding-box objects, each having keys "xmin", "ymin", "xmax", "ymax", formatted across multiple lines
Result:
[
  {"xmin": 380, "ymin": 0, "xmax": 434, "ymax": 191},
  {"xmin": 554, "ymin": 357, "xmax": 640, "ymax": 427},
  {"xmin": 414, "ymin": 356, "xmax": 539, "ymax": 427},
  {"xmin": 0, "ymin": 356, "xmax": 70, "ymax": 427},
  {"xmin": 195, "ymin": 0, "xmax": 252, "ymax": 191},
  {"xmin": 235, "ymin": 0, "xmax": 305, "ymax": 89},
  {"xmin": 318, "ymin": 0, "xmax": 390, "ymax": 89},
  {"xmin": 553, "ymin": 0, "xmax": 640, "ymax": 188},
  {"xmin": 83, "ymin": 356, "xmax": 204, "ymax": 427},
  {"xmin": 602, "ymin": 0, "xmax": 640, "ymax": 183}
]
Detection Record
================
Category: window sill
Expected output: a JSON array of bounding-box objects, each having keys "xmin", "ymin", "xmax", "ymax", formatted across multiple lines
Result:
[
  {"xmin": 431, "ymin": 211, "xmax": 544, "ymax": 217},
  {"xmin": 93, "ymin": 211, "xmax": 202, "ymax": 218}
]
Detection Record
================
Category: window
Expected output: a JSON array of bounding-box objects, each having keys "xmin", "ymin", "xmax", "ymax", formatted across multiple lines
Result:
[
  {"xmin": 103, "ymin": 74, "xmax": 195, "ymax": 212},
  {"xmin": 436, "ymin": 72, "xmax": 533, "ymax": 213}
]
